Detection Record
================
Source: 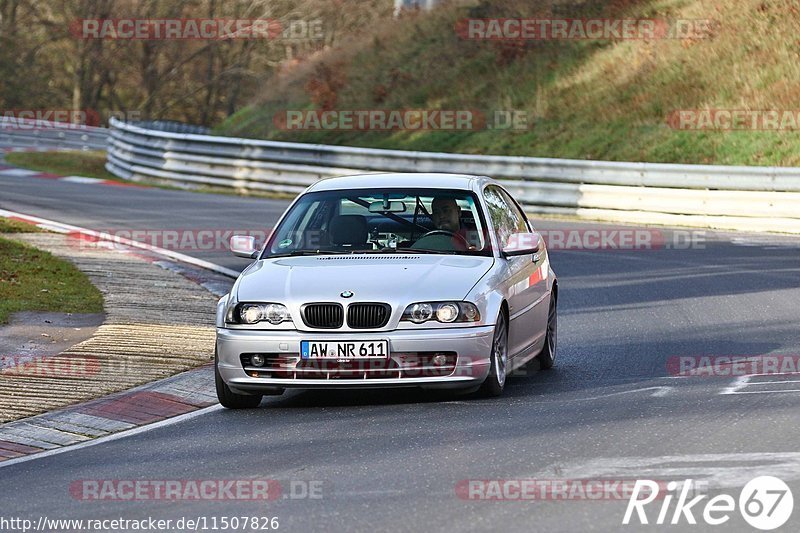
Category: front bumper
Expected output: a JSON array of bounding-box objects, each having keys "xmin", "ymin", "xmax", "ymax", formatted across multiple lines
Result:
[{"xmin": 216, "ymin": 325, "xmax": 494, "ymax": 392}]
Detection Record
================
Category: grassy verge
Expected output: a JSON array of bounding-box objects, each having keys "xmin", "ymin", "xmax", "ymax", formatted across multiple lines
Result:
[
  {"xmin": 0, "ymin": 218, "xmax": 44, "ymax": 234},
  {"xmin": 3, "ymin": 151, "xmax": 295, "ymax": 199},
  {"xmin": 4, "ymin": 151, "xmax": 119, "ymax": 181},
  {"xmin": 218, "ymin": 0, "xmax": 800, "ymax": 166},
  {"xmin": 0, "ymin": 232, "xmax": 104, "ymax": 323}
]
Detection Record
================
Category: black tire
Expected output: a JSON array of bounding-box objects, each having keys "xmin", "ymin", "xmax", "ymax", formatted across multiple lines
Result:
[
  {"xmin": 479, "ymin": 312, "xmax": 509, "ymax": 397},
  {"xmin": 215, "ymin": 350, "xmax": 262, "ymax": 409},
  {"xmin": 537, "ymin": 293, "xmax": 557, "ymax": 370}
]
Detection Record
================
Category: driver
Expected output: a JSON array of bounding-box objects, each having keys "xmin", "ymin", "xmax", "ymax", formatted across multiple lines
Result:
[
  {"xmin": 429, "ymin": 196, "xmax": 475, "ymax": 250},
  {"xmin": 430, "ymin": 196, "xmax": 462, "ymax": 233}
]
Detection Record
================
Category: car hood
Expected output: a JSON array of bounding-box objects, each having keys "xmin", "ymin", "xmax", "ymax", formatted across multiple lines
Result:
[{"xmin": 235, "ymin": 254, "xmax": 495, "ymax": 303}]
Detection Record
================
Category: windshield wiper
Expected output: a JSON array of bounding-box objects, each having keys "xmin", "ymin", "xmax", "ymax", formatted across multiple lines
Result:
[
  {"xmin": 266, "ymin": 250, "xmax": 351, "ymax": 258},
  {"xmin": 268, "ymin": 248, "xmax": 463, "ymax": 258},
  {"xmin": 387, "ymin": 248, "xmax": 457, "ymax": 255}
]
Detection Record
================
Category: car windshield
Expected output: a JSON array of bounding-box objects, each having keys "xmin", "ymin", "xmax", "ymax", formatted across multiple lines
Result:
[{"xmin": 262, "ymin": 188, "xmax": 492, "ymax": 257}]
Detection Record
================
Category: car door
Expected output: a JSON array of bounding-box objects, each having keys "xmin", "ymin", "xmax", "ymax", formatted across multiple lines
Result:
[{"xmin": 483, "ymin": 185, "xmax": 548, "ymax": 360}]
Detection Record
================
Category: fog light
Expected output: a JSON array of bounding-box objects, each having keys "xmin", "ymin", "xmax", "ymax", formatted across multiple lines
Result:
[
  {"xmin": 432, "ymin": 354, "xmax": 448, "ymax": 366},
  {"xmin": 251, "ymin": 354, "xmax": 266, "ymax": 367}
]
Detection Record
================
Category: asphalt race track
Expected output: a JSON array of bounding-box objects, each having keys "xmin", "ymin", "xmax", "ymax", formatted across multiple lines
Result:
[{"xmin": 2, "ymin": 172, "xmax": 800, "ymax": 531}]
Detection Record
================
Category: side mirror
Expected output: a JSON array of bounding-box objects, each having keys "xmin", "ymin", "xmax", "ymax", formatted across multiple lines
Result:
[
  {"xmin": 503, "ymin": 232, "xmax": 542, "ymax": 257},
  {"xmin": 230, "ymin": 235, "xmax": 258, "ymax": 259}
]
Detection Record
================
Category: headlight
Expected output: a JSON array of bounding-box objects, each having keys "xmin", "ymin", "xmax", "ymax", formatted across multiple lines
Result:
[
  {"xmin": 409, "ymin": 303, "xmax": 433, "ymax": 323},
  {"xmin": 234, "ymin": 303, "xmax": 291, "ymax": 325},
  {"xmin": 264, "ymin": 303, "xmax": 288, "ymax": 324},
  {"xmin": 436, "ymin": 303, "xmax": 459, "ymax": 323},
  {"xmin": 401, "ymin": 302, "xmax": 481, "ymax": 324},
  {"xmin": 240, "ymin": 304, "xmax": 263, "ymax": 324}
]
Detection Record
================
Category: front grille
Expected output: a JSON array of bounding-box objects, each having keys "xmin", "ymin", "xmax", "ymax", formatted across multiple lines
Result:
[
  {"xmin": 302, "ymin": 303, "xmax": 343, "ymax": 329},
  {"xmin": 347, "ymin": 303, "xmax": 391, "ymax": 329}
]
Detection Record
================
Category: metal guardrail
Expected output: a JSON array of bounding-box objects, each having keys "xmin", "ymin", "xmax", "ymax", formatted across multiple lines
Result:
[
  {"xmin": 104, "ymin": 117, "xmax": 800, "ymax": 233},
  {"xmin": 0, "ymin": 117, "xmax": 108, "ymax": 151},
  {"xmin": 0, "ymin": 118, "xmax": 206, "ymax": 152},
  {"xmin": 131, "ymin": 120, "xmax": 211, "ymax": 135}
]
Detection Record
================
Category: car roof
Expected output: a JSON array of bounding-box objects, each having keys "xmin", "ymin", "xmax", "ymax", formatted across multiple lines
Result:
[{"xmin": 306, "ymin": 172, "xmax": 495, "ymax": 193}]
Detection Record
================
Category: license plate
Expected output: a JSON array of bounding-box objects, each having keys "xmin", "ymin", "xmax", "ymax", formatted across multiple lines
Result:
[{"xmin": 300, "ymin": 340, "xmax": 389, "ymax": 360}]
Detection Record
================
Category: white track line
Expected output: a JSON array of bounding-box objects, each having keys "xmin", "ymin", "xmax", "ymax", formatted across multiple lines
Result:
[
  {"xmin": 0, "ymin": 208, "xmax": 239, "ymax": 278},
  {"xmin": 565, "ymin": 386, "xmax": 673, "ymax": 402},
  {"xmin": 59, "ymin": 176, "xmax": 105, "ymax": 184},
  {"xmin": 720, "ymin": 375, "xmax": 751, "ymax": 395},
  {"xmin": 0, "ymin": 405, "xmax": 223, "ymax": 469},
  {"xmin": 725, "ymin": 389, "xmax": 800, "ymax": 394},
  {"xmin": 539, "ymin": 452, "xmax": 800, "ymax": 489},
  {"xmin": 720, "ymin": 373, "xmax": 800, "ymax": 395}
]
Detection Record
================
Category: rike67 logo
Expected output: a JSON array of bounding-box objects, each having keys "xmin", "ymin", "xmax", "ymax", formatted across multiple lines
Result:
[{"xmin": 623, "ymin": 476, "xmax": 793, "ymax": 530}]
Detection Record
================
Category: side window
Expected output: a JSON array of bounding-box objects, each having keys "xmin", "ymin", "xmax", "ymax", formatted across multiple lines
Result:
[
  {"xmin": 499, "ymin": 189, "xmax": 530, "ymax": 233},
  {"xmin": 483, "ymin": 186, "xmax": 528, "ymax": 248},
  {"xmin": 271, "ymin": 199, "xmax": 327, "ymax": 253}
]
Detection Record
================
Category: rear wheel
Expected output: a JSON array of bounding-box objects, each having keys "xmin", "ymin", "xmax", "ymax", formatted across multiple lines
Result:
[
  {"xmin": 537, "ymin": 293, "xmax": 558, "ymax": 370},
  {"xmin": 215, "ymin": 350, "xmax": 262, "ymax": 409},
  {"xmin": 479, "ymin": 313, "xmax": 508, "ymax": 397}
]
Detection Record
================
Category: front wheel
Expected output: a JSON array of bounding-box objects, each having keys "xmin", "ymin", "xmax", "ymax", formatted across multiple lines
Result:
[
  {"xmin": 215, "ymin": 350, "xmax": 262, "ymax": 409},
  {"xmin": 479, "ymin": 313, "xmax": 509, "ymax": 397},
  {"xmin": 537, "ymin": 293, "xmax": 557, "ymax": 370}
]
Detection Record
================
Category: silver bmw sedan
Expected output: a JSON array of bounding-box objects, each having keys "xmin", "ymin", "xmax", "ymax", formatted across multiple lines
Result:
[{"xmin": 215, "ymin": 173, "xmax": 557, "ymax": 407}]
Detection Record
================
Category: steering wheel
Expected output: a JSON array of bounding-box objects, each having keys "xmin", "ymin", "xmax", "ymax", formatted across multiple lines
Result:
[{"xmin": 412, "ymin": 230, "xmax": 470, "ymax": 251}]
